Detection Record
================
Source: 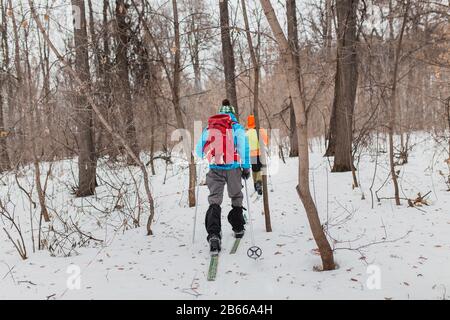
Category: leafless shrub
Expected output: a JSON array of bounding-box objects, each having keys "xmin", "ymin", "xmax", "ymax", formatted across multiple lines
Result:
[{"xmin": 0, "ymin": 199, "xmax": 27, "ymax": 260}]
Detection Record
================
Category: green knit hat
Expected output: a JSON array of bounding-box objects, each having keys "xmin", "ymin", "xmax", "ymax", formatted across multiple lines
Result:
[{"xmin": 219, "ymin": 99, "xmax": 236, "ymax": 115}]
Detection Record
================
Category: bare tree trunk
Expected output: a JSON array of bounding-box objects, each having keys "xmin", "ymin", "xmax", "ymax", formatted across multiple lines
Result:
[
  {"xmin": 388, "ymin": 0, "xmax": 410, "ymax": 206},
  {"xmin": 286, "ymin": 0, "xmax": 299, "ymax": 157},
  {"xmin": 327, "ymin": 0, "xmax": 359, "ymax": 173},
  {"xmin": 324, "ymin": 0, "xmax": 333, "ymax": 58},
  {"xmin": 172, "ymin": 0, "xmax": 196, "ymax": 208},
  {"xmin": 8, "ymin": 0, "xmax": 25, "ymax": 165},
  {"xmin": 325, "ymin": 60, "xmax": 339, "ymax": 157},
  {"xmin": 193, "ymin": 55, "xmax": 202, "ymax": 92},
  {"xmin": 98, "ymin": 0, "xmax": 116, "ymax": 158},
  {"xmin": 115, "ymin": 0, "xmax": 139, "ymax": 164},
  {"xmin": 447, "ymin": 97, "xmax": 450, "ymax": 160},
  {"xmin": 143, "ymin": 57, "xmax": 158, "ymax": 176},
  {"xmin": 150, "ymin": 117, "xmax": 156, "ymax": 176},
  {"xmin": 322, "ymin": 0, "xmax": 337, "ymax": 156},
  {"xmin": 31, "ymin": 140, "xmax": 50, "ymax": 223},
  {"xmin": 8, "ymin": 0, "xmax": 22, "ymax": 83},
  {"xmin": 260, "ymin": 0, "xmax": 335, "ymax": 271},
  {"xmin": 0, "ymin": 81, "xmax": 10, "ymax": 172},
  {"xmin": 1, "ymin": 0, "xmax": 13, "ymax": 167},
  {"xmin": 38, "ymin": 0, "xmax": 55, "ymax": 159},
  {"xmin": 445, "ymin": 97, "xmax": 450, "ymax": 188},
  {"xmin": 187, "ymin": 159, "xmax": 197, "ymax": 208},
  {"xmin": 241, "ymin": 0, "xmax": 272, "ymax": 232},
  {"xmin": 288, "ymin": 102, "xmax": 299, "ymax": 157},
  {"xmin": 219, "ymin": 0, "xmax": 239, "ymax": 119},
  {"xmin": 72, "ymin": 0, "xmax": 97, "ymax": 197},
  {"xmin": 87, "ymin": 0, "xmax": 98, "ymax": 71},
  {"xmin": 0, "ymin": 2, "xmax": 10, "ymax": 171}
]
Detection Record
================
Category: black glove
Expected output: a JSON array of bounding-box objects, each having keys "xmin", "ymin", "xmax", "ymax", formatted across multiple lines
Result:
[{"xmin": 241, "ymin": 168, "xmax": 251, "ymax": 180}]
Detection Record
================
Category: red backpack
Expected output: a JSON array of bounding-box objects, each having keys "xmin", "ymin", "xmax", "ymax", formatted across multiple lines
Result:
[{"xmin": 203, "ymin": 114, "xmax": 239, "ymax": 165}]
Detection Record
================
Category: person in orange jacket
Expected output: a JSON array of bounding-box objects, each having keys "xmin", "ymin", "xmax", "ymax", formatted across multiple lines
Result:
[{"xmin": 246, "ymin": 115, "xmax": 268, "ymax": 195}]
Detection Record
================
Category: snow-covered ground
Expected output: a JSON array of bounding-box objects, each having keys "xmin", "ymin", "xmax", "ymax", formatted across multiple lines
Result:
[{"xmin": 0, "ymin": 133, "xmax": 449, "ymax": 300}]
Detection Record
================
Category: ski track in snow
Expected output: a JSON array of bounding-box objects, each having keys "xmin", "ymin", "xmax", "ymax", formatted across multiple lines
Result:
[{"xmin": 0, "ymin": 133, "xmax": 449, "ymax": 299}]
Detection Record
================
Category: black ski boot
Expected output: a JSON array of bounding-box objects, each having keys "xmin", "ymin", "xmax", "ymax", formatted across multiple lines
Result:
[
  {"xmin": 208, "ymin": 235, "xmax": 221, "ymax": 255},
  {"xmin": 234, "ymin": 230, "xmax": 245, "ymax": 239},
  {"xmin": 255, "ymin": 181, "xmax": 263, "ymax": 196},
  {"xmin": 228, "ymin": 206, "xmax": 246, "ymax": 239}
]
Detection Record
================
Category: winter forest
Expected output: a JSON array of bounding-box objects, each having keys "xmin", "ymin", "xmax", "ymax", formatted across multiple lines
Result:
[{"xmin": 0, "ymin": 0, "xmax": 449, "ymax": 300}]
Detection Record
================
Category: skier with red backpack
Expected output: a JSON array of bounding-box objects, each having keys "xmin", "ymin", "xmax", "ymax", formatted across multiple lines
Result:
[{"xmin": 195, "ymin": 99, "xmax": 251, "ymax": 254}]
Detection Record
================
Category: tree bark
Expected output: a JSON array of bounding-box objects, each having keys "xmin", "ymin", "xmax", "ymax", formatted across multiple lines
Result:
[
  {"xmin": 219, "ymin": 0, "xmax": 239, "ymax": 119},
  {"xmin": 324, "ymin": 62, "xmax": 339, "ymax": 157},
  {"xmin": 71, "ymin": 0, "xmax": 97, "ymax": 197},
  {"xmin": 0, "ymin": 80, "xmax": 10, "ymax": 172},
  {"xmin": 324, "ymin": 0, "xmax": 333, "ymax": 58},
  {"xmin": 115, "ymin": 0, "xmax": 139, "ymax": 163},
  {"xmin": 447, "ymin": 98, "xmax": 450, "ymax": 160},
  {"xmin": 260, "ymin": 0, "xmax": 335, "ymax": 271},
  {"xmin": 98, "ymin": 0, "xmax": 116, "ymax": 158},
  {"xmin": 150, "ymin": 117, "xmax": 156, "ymax": 176},
  {"xmin": 0, "ymin": 1, "xmax": 10, "ymax": 171},
  {"xmin": 8, "ymin": 0, "xmax": 25, "ymax": 165},
  {"xmin": 8, "ymin": 0, "xmax": 22, "ymax": 83},
  {"xmin": 325, "ymin": 0, "xmax": 359, "ymax": 174},
  {"xmin": 286, "ymin": 0, "xmax": 299, "ymax": 158},
  {"xmin": 1, "ymin": 0, "xmax": 13, "ymax": 126},
  {"xmin": 288, "ymin": 102, "xmax": 299, "ymax": 157}
]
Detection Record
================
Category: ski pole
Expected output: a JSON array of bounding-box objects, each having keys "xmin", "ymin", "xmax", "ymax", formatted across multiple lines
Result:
[
  {"xmin": 192, "ymin": 162, "xmax": 202, "ymax": 244},
  {"xmin": 244, "ymin": 179, "xmax": 255, "ymax": 245},
  {"xmin": 244, "ymin": 179, "xmax": 262, "ymax": 259},
  {"xmin": 265, "ymin": 149, "xmax": 274, "ymax": 192}
]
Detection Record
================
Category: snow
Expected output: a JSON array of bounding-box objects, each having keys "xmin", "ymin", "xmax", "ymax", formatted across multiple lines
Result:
[{"xmin": 0, "ymin": 133, "xmax": 449, "ymax": 300}]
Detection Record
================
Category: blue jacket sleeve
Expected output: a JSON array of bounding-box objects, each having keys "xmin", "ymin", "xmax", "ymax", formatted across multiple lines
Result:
[
  {"xmin": 234, "ymin": 123, "xmax": 251, "ymax": 169},
  {"xmin": 195, "ymin": 128, "xmax": 208, "ymax": 158}
]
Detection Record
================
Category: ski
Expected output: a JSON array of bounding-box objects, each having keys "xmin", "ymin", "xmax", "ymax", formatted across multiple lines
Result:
[
  {"xmin": 207, "ymin": 254, "xmax": 219, "ymax": 281},
  {"xmin": 230, "ymin": 238, "xmax": 241, "ymax": 254},
  {"xmin": 250, "ymin": 190, "xmax": 262, "ymax": 203}
]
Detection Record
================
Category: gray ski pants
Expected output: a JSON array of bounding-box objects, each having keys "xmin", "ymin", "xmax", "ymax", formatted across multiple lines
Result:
[{"xmin": 206, "ymin": 168, "xmax": 243, "ymax": 207}]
